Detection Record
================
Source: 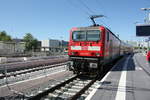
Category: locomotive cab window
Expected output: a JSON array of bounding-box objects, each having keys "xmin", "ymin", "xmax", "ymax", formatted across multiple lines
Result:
[
  {"xmin": 87, "ymin": 30, "xmax": 100, "ymax": 41},
  {"xmin": 72, "ymin": 30, "xmax": 100, "ymax": 41},
  {"xmin": 72, "ymin": 31, "xmax": 86, "ymax": 41}
]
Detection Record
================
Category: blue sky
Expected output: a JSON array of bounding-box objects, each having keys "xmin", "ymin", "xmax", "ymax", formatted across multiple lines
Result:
[{"xmin": 0, "ymin": 0, "xmax": 149, "ymax": 41}]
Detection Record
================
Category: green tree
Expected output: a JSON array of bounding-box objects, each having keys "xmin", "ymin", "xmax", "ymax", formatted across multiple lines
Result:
[
  {"xmin": 0, "ymin": 31, "xmax": 12, "ymax": 41},
  {"xmin": 23, "ymin": 33, "xmax": 38, "ymax": 51}
]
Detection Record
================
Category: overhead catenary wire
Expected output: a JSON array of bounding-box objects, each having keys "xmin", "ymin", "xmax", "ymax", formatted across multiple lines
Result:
[
  {"xmin": 66, "ymin": 0, "xmax": 90, "ymax": 16},
  {"xmin": 95, "ymin": 0, "xmax": 104, "ymax": 9},
  {"xmin": 66, "ymin": 0, "xmax": 111, "ymax": 28},
  {"xmin": 78, "ymin": 0, "xmax": 111, "ymax": 28},
  {"xmin": 90, "ymin": 0, "xmax": 111, "ymax": 28},
  {"xmin": 77, "ymin": 0, "xmax": 95, "ymax": 14},
  {"xmin": 94, "ymin": 0, "xmax": 106, "ymax": 16}
]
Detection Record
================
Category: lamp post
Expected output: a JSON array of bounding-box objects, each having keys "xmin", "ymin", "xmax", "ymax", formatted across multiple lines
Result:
[
  {"xmin": 141, "ymin": 8, "xmax": 150, "ymax": 24},
  {"xmin": 141, "ymin": 8, "xmax": 150, "ymax": 51}
]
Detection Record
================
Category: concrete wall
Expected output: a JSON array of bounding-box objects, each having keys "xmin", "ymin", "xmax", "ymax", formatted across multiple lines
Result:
[
  {"xmin": 0, "ymin": 41, "xmax": 15, "ymax": 55},
  {"xmin": 15, "ymin": 42, "xmax": 25, "ymax": 53},
  {"xmin": 0, "ymin": 41, "xmax": 25, "ymax": 56}
]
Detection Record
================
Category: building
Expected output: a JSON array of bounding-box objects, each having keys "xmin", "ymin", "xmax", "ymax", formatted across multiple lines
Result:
[
  {"xmin": 138, "ymin": 41, "xmax": 149, "ymax": 48},
  {"xmin": 125, "ymin": 40, "xmax": 147, "ymax": 47},
  {"xmin": 125, "ymin": 40, "xmax": 138, "ymax": 47},
  {"xmin": 0, "ymin": 41, "xmax": 15, "ymax": 55},
  {"xmin": 0, "ymin": 40, "xmax": 25, "ymax": 56},
  {"xmin": 41, "ymin": 39, "xmax": 68, "ymax": 52},
  {"xmin": 60, "ymin": 40, "xmax": 68, "ymax": 47},
  {"xmin": 12, "ymin": 39, "xmax": 25, "ymax": 53},
  {"xmin": 36, "ymin": 41, "xmax": 42, "ymax": 52},
  {"xmin": 41, "ymin": 39, "xmax": 60, "ymax": 51}
]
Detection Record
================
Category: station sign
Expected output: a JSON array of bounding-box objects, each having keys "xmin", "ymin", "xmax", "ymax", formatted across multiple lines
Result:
[{"xmin": 136, "ymin": 24, "xmax": 150, "ymax": 36}]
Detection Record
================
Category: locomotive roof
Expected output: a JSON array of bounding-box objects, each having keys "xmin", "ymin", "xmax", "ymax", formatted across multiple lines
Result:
[
  {"xmin": 105, "ymin": 27, "xmax": 121, "ymax": 42},
  {"xmin": 77, "ymin": 26, "xmax": 102, "ymax": 30}
]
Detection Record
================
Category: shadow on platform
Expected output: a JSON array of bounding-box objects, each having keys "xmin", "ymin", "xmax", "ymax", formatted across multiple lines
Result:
[
  {"xmin": 112, "ymin": 54, "xmax": 135, "ymax": 71},
  {"xmin": 98, "ymin": 81, "xmax": 150, "ymax": 93}
]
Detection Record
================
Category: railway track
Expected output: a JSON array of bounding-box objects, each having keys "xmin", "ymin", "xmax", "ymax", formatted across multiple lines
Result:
[
  {"xmin": 28, "ymin": 56, "xmax": 123, "ymax": 100},
  {"xmin": 0, "ymin": 56, "xmax": 123, "ymax": 100},
  {"xmin": 0, "ymin": 57, "xmax": 68, "ymax": 73},
  {"xmin": 0, "ymin": 70, "xmax": 74, "ymax": 100},
  {"xmin": 29, "ymin": 74, "xmax": 98, "ymax": 100},
  {"xmin": 0, "ymin": 62, "xmax": 67, "ymax": 79},
  {"xmin": 0, "ymin": 62, "xmax": 68, "ymax": 87}
]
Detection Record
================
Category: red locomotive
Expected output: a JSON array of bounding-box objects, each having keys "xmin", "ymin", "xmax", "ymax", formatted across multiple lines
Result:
[{"xmin": 68, "ymin": 15, "xmax": 132, "ymax": 74}]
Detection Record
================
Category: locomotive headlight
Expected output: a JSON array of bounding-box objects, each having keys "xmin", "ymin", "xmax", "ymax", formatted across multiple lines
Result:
[
  {"xmin": 71, "ymin": 52, "xmax": 76, "ymax": 55},
  {"xmin": 95, "ymin": 53, "xmax": 100, "ymax": 56},
  {"xmin": 89, "ymin": 63, "xmax": 97, "ymax": 68},
  {"xmin": 71, "ymin": 52, "xmax": 78, "ymax": 55}
]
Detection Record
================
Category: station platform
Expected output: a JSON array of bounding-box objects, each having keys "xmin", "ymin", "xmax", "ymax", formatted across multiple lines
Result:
[{"xmin": 86, "ymin": 53, "xmax": 150, "ymax": 100}]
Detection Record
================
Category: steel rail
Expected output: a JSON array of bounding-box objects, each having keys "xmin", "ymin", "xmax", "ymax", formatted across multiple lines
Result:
[
  {"xmin": 0, "ymin": 62, "xmax": 68, "ymax": 79},
  {"xmin": 69, "ymin": 77, "xmax": 97, "ymax": 100},
  {"xmin": 28, "ymin": 75, "xmax": 79, "ymax": 100},
  {"xmin": 29, "ymin": 74, "xmax": 98, "ymax": 100}
]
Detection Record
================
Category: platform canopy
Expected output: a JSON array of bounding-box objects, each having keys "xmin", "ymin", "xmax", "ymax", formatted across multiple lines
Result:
[{"xmin": 136, "ymin": 24, "xmax": 150, "ymax": 36}]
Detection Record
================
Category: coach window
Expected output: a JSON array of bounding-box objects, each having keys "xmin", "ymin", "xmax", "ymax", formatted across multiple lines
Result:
[{"xmin": 107, "ymin": 31, "xmax": 109, "ymax": 41}]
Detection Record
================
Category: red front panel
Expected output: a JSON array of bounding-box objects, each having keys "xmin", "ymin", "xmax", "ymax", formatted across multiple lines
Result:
[{"xmin": 68, "ymin": 26, "xmax": 105, "ymax": 57}]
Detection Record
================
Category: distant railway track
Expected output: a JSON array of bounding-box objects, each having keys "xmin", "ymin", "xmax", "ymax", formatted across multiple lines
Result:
[
  {"xmin": 0, "ymin": 62, "xmax": 68, "ymax": 87},
  {"xmin": 0, "ymin": 57, "xmax": 68, "ymax": 73},
  {"xmin": 0, "ymin": 69, "xmax": 73, "ymax": 100},
  {"xmin": 0, "ymin": 55, "xmax": 67, "ymax": 64},
  {"xmin": 0, "ymin": 62, "xmax": 67, "ymax": 79}
]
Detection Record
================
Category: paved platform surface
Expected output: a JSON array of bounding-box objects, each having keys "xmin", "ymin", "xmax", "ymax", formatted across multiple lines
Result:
[{"xmin": 86, "ymin": 53, "xmax": 150, "ymax": 100}]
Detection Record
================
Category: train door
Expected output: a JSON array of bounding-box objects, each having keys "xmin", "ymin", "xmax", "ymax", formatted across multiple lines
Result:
[
  {"xmin": 109, "ymin": 35, "xmax": 113, "ymax": 59},
  {"xmin": 118, "ymin": 41, "xmax": 121, "ymax": 56},
  {"xmin": 106, "ymin": 31, "xmax": 109, "ymax": 58},
  {"xmin": 104, "ymin": 30, "xmax": 110, "ymax": 61}
]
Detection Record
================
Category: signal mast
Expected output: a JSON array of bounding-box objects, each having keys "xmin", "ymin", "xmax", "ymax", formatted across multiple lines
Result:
[
  {"xmin": 141, "ymin": 8, "xmax": 150, "ymax": 51},
  {"xmin": 141, "ymin": 8, "xmax": 150, "ymax": 24}
]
